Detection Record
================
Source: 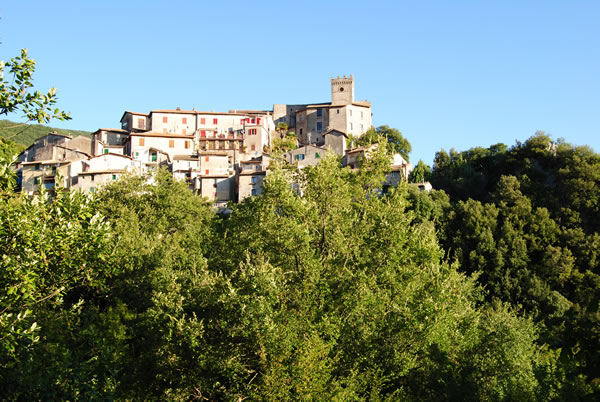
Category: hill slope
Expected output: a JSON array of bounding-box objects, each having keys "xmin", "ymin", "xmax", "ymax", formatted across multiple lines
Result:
[{"xmin": 0, "ymin": 120, "xmax": 92, "ymax": 148}]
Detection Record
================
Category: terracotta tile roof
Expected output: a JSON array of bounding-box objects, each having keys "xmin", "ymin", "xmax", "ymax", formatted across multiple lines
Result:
[
  {"xmin": 93, "ymin": 128, "xmax": 130, "ymax": 134},
  {"xmin": 199, "ymin": 174, "xmax": 233, "ymax": 178},
  {"xmin": 301, "ymin": 101, "xmax": 371, "ymax": 110},
  {"xmin": 89, "ymin": 153, "xmax": 134, "ymax": 160},
  {"xmin": 324, "ymin": 129, "xmax": 348, "ymax": 137},
  {"xmin": 173, "ymin": 155, "xmax": 200, "ymax": 161},
  {"xmin": 150, "ymin": 109, "xmax": 249, "ymax": 116},
  {"xmin": 79, "ymin": 169, "xmax": 126, "ymax": 175},
  {"xmin": 21, "ymin": 160, "xmax": 71, "ymax": 166},
  {"xmin": 198, "ymin": 151, "xmax": 229, "ymax": 156},
  {"xmin": 239, "ymin": 170, "xmax": 266, "ymax": 176},
  {"xmin": 129, "ymin": 132, "xmax": 194, "ymax": 139},
  {"xmin": 120, "ymin": 111, "xmax": 149, "ymax": 122}
]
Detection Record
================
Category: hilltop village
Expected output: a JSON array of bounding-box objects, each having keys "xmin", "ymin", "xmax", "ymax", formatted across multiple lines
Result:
[{"xmin": 16, "ymin": 76, "xmax": 416, "ymax": 205}]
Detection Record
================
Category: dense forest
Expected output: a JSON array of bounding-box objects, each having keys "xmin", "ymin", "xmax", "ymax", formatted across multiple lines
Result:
[{"xmin": 0, "ymin": 131, "xmax": 599, "ymax": 399}]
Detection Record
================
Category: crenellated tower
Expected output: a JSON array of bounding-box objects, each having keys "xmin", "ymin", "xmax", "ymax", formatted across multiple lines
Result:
[{"xmin": 331, "ymin": 75, "xmax": 354, "ymax": 105}]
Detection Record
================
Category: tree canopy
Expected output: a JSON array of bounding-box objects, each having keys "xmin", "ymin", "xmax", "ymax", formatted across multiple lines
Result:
[
  {"xmin": 355, "ymin": 125, "xmax": 412, "ymax": 161},
  {"xmin": 416, "ymin": 133, "xmax": 600, "ymax": 398},
  {"xmin": 0, "ymin": 147, "xmax": 564, "ymax": 399}
]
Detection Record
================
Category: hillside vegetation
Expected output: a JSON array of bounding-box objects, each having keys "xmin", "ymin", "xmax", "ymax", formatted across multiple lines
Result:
[
  {"xmin": 407, "ymin": 132, "xmax": 600, "ymax": 398},
  {"xmin": 0, "ymin": 119, "xmax": 91, "ymax": 149},
  {"xmin": 0, "ymin": 133, "xmax": 598, "ymax": 399}
]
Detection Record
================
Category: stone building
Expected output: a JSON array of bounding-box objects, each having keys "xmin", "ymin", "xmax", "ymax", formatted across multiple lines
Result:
[
  {"xmin": 283, "ymin": 145, "xmax": 328, "ymax": 169},
  {"xmin": 18, "ymin": 132, "xmax": 91, "ymax": 164},
  {"xmin": 273, "ymin": 75, "xmax": 372, "ymax": 146},
  {"xmin": 17, "ymin": 75, "xmax": 402, "ymax": 203},
  {"xmin": 18, "ymin": 132, "xmax": 92, "ymax": 194},
  {"xmin": 75, "ymin": 154, "xmax": 142, "ymax": 193}
]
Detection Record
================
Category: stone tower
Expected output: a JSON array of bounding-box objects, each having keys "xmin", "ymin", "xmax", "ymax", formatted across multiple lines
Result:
[{"xmin": 331, "ymin": 75, "xmax": 354, "ymax": 105}]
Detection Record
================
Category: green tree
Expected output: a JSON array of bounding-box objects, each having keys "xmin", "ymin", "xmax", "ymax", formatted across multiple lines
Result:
[
  {"xmin": 0, "ymin": 183, "xmax": 118, "ymax": 397},
  {"xmin": 1, "ymin": 49, "xmax": 71, "ymax": 126},
  {"xmin": 357, "ymin": 125, "xmax": 411, "ymax": 161},
  {"xmin": 276, "ymin": 121, "xmax": 288, "ymax": 139},
  {"xmin": 409, "ymin": 159, "xmax": 432, "ymax": 183}
]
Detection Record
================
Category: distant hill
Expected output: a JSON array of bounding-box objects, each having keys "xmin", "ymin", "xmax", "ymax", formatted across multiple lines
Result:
[{"xmin": 0, "ymin": 120, "xmax": 92, "ymax": 149}]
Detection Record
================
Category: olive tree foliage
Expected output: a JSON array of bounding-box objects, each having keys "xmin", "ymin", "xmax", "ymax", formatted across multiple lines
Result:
[{"xmin": 0, "ymin": 49, "xmax": 71, "ymax": 126}]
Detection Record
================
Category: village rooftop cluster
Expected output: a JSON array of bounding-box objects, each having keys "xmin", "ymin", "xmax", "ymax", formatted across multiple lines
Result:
[{"xmin": 16, "ymin": 76, "xmax": 421, "ymax": 204}]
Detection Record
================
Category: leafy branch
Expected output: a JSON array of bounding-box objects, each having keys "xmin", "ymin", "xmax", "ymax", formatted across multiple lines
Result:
[{"xmin": 0, "ymin": 48, "xmax": 71, "ymax": 128}]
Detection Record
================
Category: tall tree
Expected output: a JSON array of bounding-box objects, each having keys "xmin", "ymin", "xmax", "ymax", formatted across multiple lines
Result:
[
  {"xmin": 409, "ymin": 159, "xmax": 432, "ymax": 183},
  {"xmin": 357, "ymin": 125, "xmax": 411, "ymax": 161}
]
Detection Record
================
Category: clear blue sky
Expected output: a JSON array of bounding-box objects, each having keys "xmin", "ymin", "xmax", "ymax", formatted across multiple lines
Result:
[{"xmin": 1, "ymin": 1, "xmax": 599, "ymax": 164}]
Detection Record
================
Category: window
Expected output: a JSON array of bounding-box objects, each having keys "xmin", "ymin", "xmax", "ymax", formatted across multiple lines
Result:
[
  {"xmin": 316, "ymin": 108, "xmax": 322, "ymax": 117},
  {"xmin": 201, "ymin": 118, "xmax": 206, "ymax": 124},
  {"xmin": 316, "ymin": 122, "xmax": 323, "ymax": 131},
  {"xmin": 201, "ymin": 130, "xmax": 206, "ymax": 137},
  {"xmin": 162, "ymin": 116, "xmax": 168, "ymax": 123},
  {"xmin": 350, "ymin": 123, "xmax": 353, "ymax": 131},
  {"xmin": 257, "ymin": 118, "xmax": 261, "ymax": 124},
  {"xmin": 251, "ymin": 145, "xmax": 256, "ymax": 151},
  {"xmin": 295, "ymin": 154, "xmax": 305, "ymax": 161},
  {"xmin": 135, "ymin": 152, "xmax": 139, "ymax": 157},
  {"xmin": 299, "ymin": 114, "xmax": 303, "ymax": 121},
  {"xmin": 213, "ymin": 118, "xmax": 218, "ymax": 124},
  {"xmin": 185, "ymin": 141, "xmax": 190, "ymax": 149},
  {"xmin": 34, "ymin": 164, "xmax": 40, "ymax": 170},
  {"xmin": 241, "ymin": 118, "xmax": 245, "ymax": 124},
  {"xmin": 349, "ymin": 109, "xmax": 352, "ymax": 117},
  {"xmin": 251, "ymin": 118, "xmax": 255, "ymax": 124},
  {"xmin": 91, "ymin": 174, "xmax": 95, "ymax": 182},
  {"xmin": 205, "ymin": 156, "xmax": 209, "ymax": 162},
  {"xmin": 139, "ymin": 138, "xmax": 145, "ymax": 146},
  {"xmin": 163, "ymin": 128, "xmax": 167, "ymax": 134},
  {"xmin": 336, "ymin": 109, "xmax": 340, "ymax": 114},
  {"xmin": 138, "ymin": 118, "xmax": 145, "ymax": 129},
  {"xmin": 182, "ymin": 129, "xmax": 186, "ymax": 135},
  {"xmin": 34, "ymin": 177, "xmax": 39, "ymax": 184},
  {"xmin": 90, "ymin": 187, "xmax": 95, "ymax": 193},
  {"xmin": 104, "ymin": 148, "xmax": 109, "ymax": 154},
  {"xmin": 169, "ymin": 140, "xmax": 175, "ymax": 148},
  {"xmin": 361, "ymin": 124, "xmax": 364, "ymax": 132},
  {"xmin": 315, "ymin": 152, "xmax": 320, "ymax": 158},
  {"xmin": 152, "ymin": 152, "xmax": 157, "ymax": 162},
  {"xmin": 361, "ymin": 111, "xmax": 364, "ymax": 118},
  {"xmin": 182, "ymin": 117, "xmax": 187, "ymax": 124},
  {"xmin": 251, "ymin": 176, "xmax": 258, "ymax": 184},
  {"xmin": 205, "ymin": 169, "xmax": 209, "ymax": 175},
  {"xmin": 300, "ymin": 128, "xmax": 303, "ymax": 135},
  {"xmin": 112, "ymin": 174, "xmax": 117, "ymax": 180}
]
